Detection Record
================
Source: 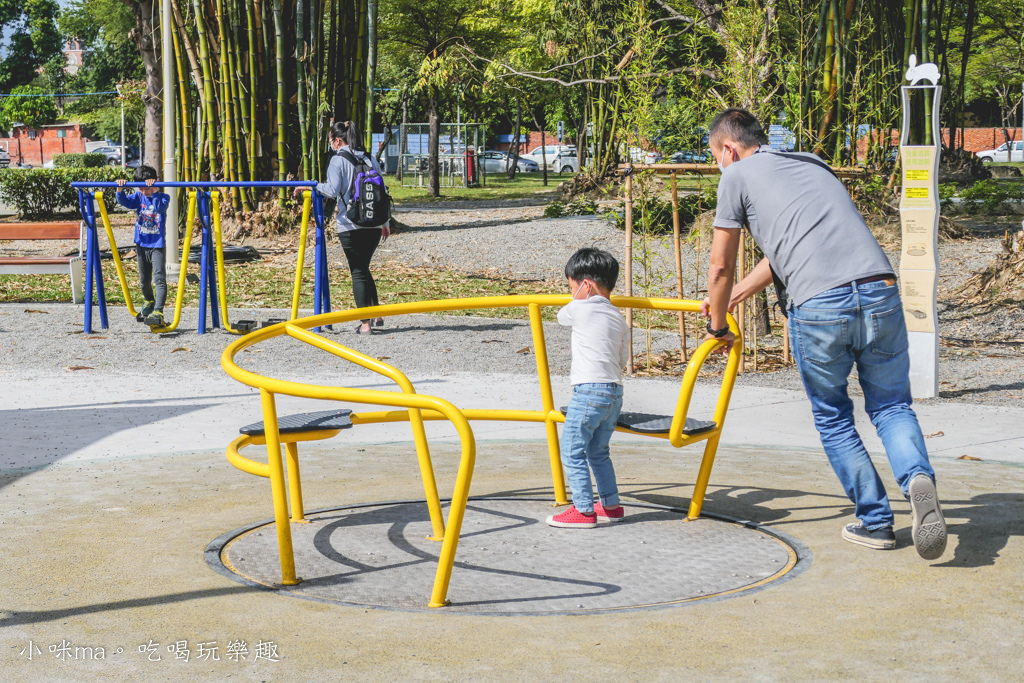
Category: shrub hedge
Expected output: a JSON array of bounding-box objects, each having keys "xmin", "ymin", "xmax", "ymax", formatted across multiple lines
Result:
[
  {"xmin": 0, "ymin": 166, "xmax": 132, "ymax": 218},
  {"xmin": 52, "ymin": 153, "xmax": 107, "ymax": 168}
]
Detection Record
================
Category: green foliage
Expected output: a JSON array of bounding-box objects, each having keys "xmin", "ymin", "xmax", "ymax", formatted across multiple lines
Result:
[
  {"xmin": 544, "ymin": 196, "xmax": 599, "ymax": 218},
  {"xmin": 0, "ymin": 85, "xmax": 58, "ymax": 129},
  {"xmin": 948, "ymin": 179, "xmax": 1024, "ymax": 215},
  {"xmin": 53, "ymin": 153, "xmax": 107, "ymax": 168},
  {"xmin": 0, "ymin": 166, "xmax": 131, "ymax": 218},
  {"xmin": 0, "ymin": 0, "xmax": 63, "ymax": 91},
  {"xmin": 606, "ymin": 187, "xmax": 717, "ymax": 235}
]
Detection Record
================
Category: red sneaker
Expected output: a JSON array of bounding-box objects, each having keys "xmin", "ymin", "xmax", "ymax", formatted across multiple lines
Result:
[
  {"xmin": 594, "ymin": 503, "xmax": 625, "ymax": 523},
  {"xmin": 546, "ymin": 506, "xmax": 597, "ymax": 528}
]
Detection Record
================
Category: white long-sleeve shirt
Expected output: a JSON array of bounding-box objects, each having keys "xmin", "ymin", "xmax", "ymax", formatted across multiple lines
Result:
[{"xmin": 557, "ymin": 295, "xmax": 630, "ymax": 386}]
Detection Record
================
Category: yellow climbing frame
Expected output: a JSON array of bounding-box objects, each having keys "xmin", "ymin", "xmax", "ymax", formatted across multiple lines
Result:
[{"xmin": 221, "ymin": 295, "xmax": 742, "ymax": 607}]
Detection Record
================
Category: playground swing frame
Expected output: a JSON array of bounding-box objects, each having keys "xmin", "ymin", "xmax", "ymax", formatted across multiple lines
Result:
[{"xmin": 70, "ymin": 181, "xmax": 333, "ymax": 335}]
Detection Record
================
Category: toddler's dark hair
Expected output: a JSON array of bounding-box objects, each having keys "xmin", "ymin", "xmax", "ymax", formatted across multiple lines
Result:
[
  {"xmin": 565, "ymin": 248, "xmax": 619, "ymax": 291},
  {"xmin": 133, "ymin": 165, "xmax": 158, "ymax": 182}
]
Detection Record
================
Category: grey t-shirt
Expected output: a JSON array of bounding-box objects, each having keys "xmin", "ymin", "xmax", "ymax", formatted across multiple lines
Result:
[
  {"xmin": 315, "ymin": 148, "xmax": 387, "ymax": 234},
  {"xmin": 713, "ymin": 145, "xmax": 893, "ymax": 306}
]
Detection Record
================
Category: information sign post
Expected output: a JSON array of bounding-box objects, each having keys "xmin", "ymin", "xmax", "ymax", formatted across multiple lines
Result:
[{"xmin": 899, "ymin": 57, "xmax": 942, "ymax": 398}]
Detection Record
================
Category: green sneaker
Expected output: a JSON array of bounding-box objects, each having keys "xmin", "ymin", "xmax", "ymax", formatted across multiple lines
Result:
[
  {"xmin": 145, "ymin": 310, "xmax": 165, "ymax": 327},
  {"xmin": 137, "ymin": 301, "xmax": 155, "ymax": 322}
]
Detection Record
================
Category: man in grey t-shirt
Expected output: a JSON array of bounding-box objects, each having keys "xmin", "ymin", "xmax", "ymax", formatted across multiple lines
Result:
[{"xmin": 702, "ymin": 108, "xmax": 947, "ymax": 560}]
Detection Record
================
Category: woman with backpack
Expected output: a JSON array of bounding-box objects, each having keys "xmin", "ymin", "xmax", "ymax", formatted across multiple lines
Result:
[{"xmin": 313, "ymin": 120, "xmax": 391, "ymax": 334}]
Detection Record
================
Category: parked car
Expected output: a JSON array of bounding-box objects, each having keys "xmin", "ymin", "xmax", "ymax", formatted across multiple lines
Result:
[
  {"xmin": 975, "ymin": 141, "xmax": 1024, "ymax": 163},
  {"xmin": 0, "ymin": 146, "xmax": 9, "ymax": 168},
  {"xmin": 669, "ymin": 149, "xmax": 713, "ymax": 164},
  {"xmin": 552, "ymin": 149, "xmax": 578, "ymax": 174},
  {"xmin": 520, "ymin": 144, "xmax": 575, "ymax": 169},
  {"xmin": 478, "ymin": 150, "xmax": 540, "ymax": 174},
  {"xmin": 644, "ymin": 151, "xmax": 663, "ymax": 164},
  {"xmin": 90, "ymin": 145, "xmax": 137, "ymax": 166}
]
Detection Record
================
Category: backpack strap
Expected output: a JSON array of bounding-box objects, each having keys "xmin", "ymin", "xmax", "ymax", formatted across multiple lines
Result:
[
  {"xmin": 337, "ymin": 149, "xmax": 368, "ymax": 169},
  {"xmin": 769, "ymin": 150, "xmax": 838, "ymax": 178},
  {"xmin": 337, "ymin": 149, "xmax": 368, "ymax": 203}
]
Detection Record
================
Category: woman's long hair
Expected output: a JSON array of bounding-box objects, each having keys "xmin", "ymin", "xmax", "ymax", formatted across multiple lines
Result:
[{"xmin": 330, "ymin": 120, "xmax": 365, "ymax": 152}]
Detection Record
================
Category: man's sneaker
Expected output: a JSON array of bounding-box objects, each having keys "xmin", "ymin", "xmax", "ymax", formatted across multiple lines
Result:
[
  {"xmin": 546, "ymin": 506, "xmax": 597, "ymax": 529},
  {"xmin": 842, "ymin": 522, "xmax": 896, "ymax": 550},
  {"xmin": 137, "ymin": 301, "xmax": 155, "ymax": 322},
  {"xmin": 145, "ymin": 310, "xmax": 165, "ymax": 327},
  {"xmin": 909, "ymin": 474, "xmax": 947, "ymax": 560},
  {"xmin": 594, "ymin": 502, "xmax": 625, "ymax": 523}
]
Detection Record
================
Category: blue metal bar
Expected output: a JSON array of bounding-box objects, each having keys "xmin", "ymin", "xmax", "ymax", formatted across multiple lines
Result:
[
  {"xmin": 311, "ymin": 192, "xmax": 330, "ymax": 330},
  {"xmin": 78, "ymin": 190, "xmax": 95, "ymax": 333},
  {"xmin": 197, "ymin": 193, "xmax": 211, "ymax": 334},
  {"xmin": 71, "ymin": 181, "xmax": 317, "ymax": 189}
]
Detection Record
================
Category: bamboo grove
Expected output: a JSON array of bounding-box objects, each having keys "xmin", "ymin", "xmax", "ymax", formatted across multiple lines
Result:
[
  {"xmin": 169, "ymin": 0, "xmax": 372, "ymax": 208},
  {"xmin": 787, "ymin": 0, "xmax": 983, "ymax": 162}
]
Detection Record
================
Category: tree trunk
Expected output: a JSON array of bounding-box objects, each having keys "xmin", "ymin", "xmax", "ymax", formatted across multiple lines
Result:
[
  {"xmin": 131, "ymin": 0, "xmax": 163, "ymax": 174},
  {"xmin": 507, "ymin": 98, "xmax": 521, "ymax": 180},
  {"xmin": 428, "ymin": 85, "xmax": 440, "ymax": 197}
]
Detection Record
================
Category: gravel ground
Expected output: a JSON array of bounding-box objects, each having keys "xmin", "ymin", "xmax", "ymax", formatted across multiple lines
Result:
[{"xmin": 2, "ymin": 200, "xmax": 1021, "ymax": 406}]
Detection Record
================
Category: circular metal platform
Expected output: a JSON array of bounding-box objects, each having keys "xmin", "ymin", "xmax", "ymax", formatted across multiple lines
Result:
[{"xmin": 207, "ymin": 498, "xmax": 810, "ymax": 615}]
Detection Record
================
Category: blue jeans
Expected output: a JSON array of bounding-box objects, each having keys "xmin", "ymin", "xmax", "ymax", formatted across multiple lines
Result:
[
  {"xmin": 561, "ymin": 383, "xmax": 623, "ymax": 513},
  {"xmin": 788, "ymin": 280, "xmax": 934, "ymax": 530}
]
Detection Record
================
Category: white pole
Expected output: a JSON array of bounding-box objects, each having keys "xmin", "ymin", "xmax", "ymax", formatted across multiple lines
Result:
[
  {"xmin": 120, "ymin": 98, "xmax": 125, "ymax": 168},
  {"xmin": 162, "ymin": 0, "xmax": 179, "ymax": 267}
]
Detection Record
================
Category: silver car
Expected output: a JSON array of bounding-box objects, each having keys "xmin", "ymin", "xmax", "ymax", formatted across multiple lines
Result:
[
  {"xmin": 0, "ymin": 145, "xmax": 9, "ymax": 168},
  {"xmin": 479, "ymin": 150, "xmax": 540, "ymax": 173}
]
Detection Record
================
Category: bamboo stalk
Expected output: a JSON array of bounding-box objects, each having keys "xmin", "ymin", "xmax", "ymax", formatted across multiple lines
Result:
[
  {"xmin": 171, "ymin": 20, "xmax": 193, "ymax": 180},
  {"xmin": 671, "ymin": 172, "xmax": 687, "ymax": 362},
  {"xmin": 296, "ymin": 0, "xmax": 311, "ymax": 179},
  {"xmin": 624, "ymin": 172, "xmax": 633, "ymax": 375},
  {"xmin": 737, "ymin": 231, "xmax": 746, "ymax": 374},
  {"xmin": 193, "ymin": 0, "xmax": 218, "ymax": 178},
  {"xmin": 244, "ymin": 0, "xmax": 258, "ymax": 178},
  {"xmin": 271, "ymin": 0, "xmax": 287, "ymax": 204}
]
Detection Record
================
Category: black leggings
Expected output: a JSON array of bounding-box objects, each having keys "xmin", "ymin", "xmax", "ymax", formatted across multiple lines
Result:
[{"xmin": 338, "ymin": 228, "xmax": 382, "ymax": 321}]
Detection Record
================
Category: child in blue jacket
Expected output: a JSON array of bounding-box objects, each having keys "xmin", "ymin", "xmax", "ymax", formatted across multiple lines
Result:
[{"xmin": 116, "ymin": 165, "xmax": 170, "ymax": 326}]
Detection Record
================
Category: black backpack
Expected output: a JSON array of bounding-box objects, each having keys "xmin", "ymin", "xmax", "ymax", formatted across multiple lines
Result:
[{"xmin": 338, "ymin": 149, "xmax": 391, "ymax": 227}]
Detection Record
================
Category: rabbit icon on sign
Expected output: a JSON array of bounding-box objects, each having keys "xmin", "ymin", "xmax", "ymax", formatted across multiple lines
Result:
[{"xmin": 905, "ymin": 54, "xmax": 940, "ymax": 85}]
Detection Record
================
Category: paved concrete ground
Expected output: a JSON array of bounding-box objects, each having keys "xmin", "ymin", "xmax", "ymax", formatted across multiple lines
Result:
[{"xmin": 3, "ymin": 366, "xmax": 1024, "ymax": 680}]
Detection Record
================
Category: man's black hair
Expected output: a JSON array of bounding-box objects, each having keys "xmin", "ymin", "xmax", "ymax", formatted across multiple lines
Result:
[
  {"xmin": 708, "ymin": 108, "xmax": 769, "ymax": 149},
  {"xmin": 564, "ymin": 247, "xmax": 619, "ymax": 291},
  {"xmin": 133, "ymin": 164, "xmax": 158, "ymax": 182}
]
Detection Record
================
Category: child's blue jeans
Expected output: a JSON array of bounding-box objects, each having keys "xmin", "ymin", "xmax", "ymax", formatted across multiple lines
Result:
[{"xmin": 560, "ymin": 382, "xmax": 623, "ymax": 514}]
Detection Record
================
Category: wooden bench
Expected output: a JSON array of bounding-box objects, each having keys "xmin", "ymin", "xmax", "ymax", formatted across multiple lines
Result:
[{"xmin": 0, "ymin": 222, "xmax": 85, "ymax": 303}]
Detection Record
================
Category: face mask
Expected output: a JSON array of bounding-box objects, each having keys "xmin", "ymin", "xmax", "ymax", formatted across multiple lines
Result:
[{"xmin": 572, "ymin": 280, "xmax": 589, "ymax": 300}]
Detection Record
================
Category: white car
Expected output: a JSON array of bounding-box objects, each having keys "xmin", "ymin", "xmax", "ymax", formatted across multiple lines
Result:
[
  {"xmin": 521, "ymin": 144, "xmax": 575, "ymax": 169},
  {"xmin": 976, "ymin": 141, "xmax": 1023, "ymax": 163},
  {"xmin": 552, "ymin": 149, "xmax": 578, "ymax": 174},
  {"xmin": 478, "ymin": 150, "xmax": 539, "ymax": 173}
]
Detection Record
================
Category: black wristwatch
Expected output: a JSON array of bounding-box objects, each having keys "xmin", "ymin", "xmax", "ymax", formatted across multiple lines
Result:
[{"xmin": 706, "ymin": 320, "xmax": 730, "ymax": 338}]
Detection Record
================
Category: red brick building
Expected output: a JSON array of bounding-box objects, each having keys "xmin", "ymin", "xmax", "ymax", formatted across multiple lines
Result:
[
  {"xmin": 857, "ymin": 127, "xmax": 1022, "ymax": 158},
  {"xmin": 0, "ymin": 123, "xmax": 88, "ymax": 166}
]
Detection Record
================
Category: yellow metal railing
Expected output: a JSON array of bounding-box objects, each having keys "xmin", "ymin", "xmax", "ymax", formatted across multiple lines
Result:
[{"xmin": 220, "ymin": 295, "xmax": 742, "ymax": 607}]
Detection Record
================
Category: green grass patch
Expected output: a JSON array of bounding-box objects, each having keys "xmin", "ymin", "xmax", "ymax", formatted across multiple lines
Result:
[
  {"xmin": 389, "ymin": 173, "xmax": 561, "ymax": 203},
  {"xmin": 1, "ymin": 259, "xmax": 569, "ymax": 320}
]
